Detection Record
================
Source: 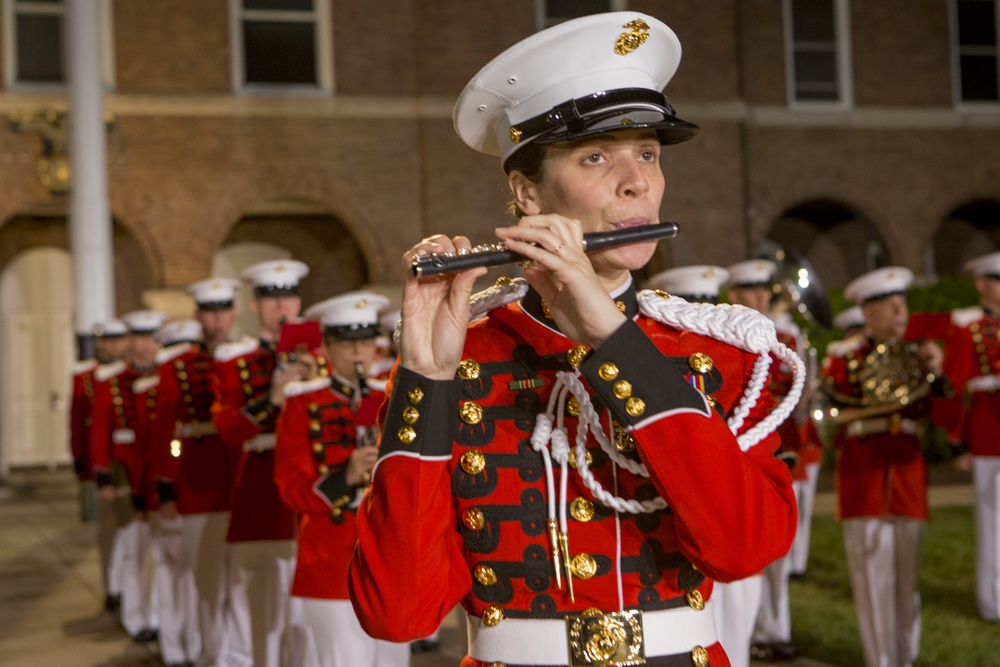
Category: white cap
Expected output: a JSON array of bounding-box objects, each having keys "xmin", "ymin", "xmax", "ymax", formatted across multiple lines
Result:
[
  {"xmin": 454, "ymin": 12, "xmax": 698, "ymax": 169},
  {"xmin": 965, "ymin": 251, "xmax": 1000, "ymax": 277},
  {"xmin": 833, "ymin": 305, "xmax": 865, "ymax": 331},
  {"xmin": 186, "ymin": 278, "xmax": 241, "ymax": 309},
  {"xmin": 305, "ymin": 291, "xmax": 391, "ymax": 340},
  {"xmin": 121, "ymin": 310, "xmax": 168, "ymax": 335},
  {"xmin": 727, "ymin": 259, "xmax": 776, "ymax": 287},
  {"xmin": 93, "ymin": 319, "xmax": 128, "ymax": 338},
  {"xmin": 844, "ymin": 266, "xmax": 914, "ymax": 304},
  {"xmin": 155, "ymin": 319, "xmax": 203, "ymax": 345},
  {"xmin": 645, "ymin": 265, "xmax": 729, "ymax": 302},
  {"xmin": 240, "ymin": 260, "xmax": 309, "ymax": 296}
]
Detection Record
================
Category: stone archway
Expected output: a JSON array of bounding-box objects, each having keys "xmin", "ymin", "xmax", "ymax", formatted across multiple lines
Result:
[
  {"xmin": 215, "ymin": 200, "xmax": 371, "ymax": 338},
  {"xmin": 765, "ymin": 199, "xmax": 886, "ymax": 290}
]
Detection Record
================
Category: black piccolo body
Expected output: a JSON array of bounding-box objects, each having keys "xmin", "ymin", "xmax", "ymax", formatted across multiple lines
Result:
[{"xmin": 410, "ymin": 222, "xmax": 680, "ymax": 277}]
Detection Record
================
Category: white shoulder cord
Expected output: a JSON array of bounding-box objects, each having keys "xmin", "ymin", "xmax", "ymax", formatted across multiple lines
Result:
[{"xmin": 527, "ymin": 291, "xmax": 806, "ymax": 516}]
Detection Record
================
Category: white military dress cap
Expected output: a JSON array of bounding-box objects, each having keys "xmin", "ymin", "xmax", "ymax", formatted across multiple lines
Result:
[
  {"xmin": 155, "ymin": 319, "xmax": 203, "ymax": 346},
  {"xmin": 646, "ymin": 265, "xmax": 729, "ymax": 301},
  {"xmin": 240, "ymin": 259, "xmax": 309, "ymax": 293},
  {"xmin": 833, "ymin": 305, "xmax": 865, "ymax": 331},
  {"xmin": 965, "ymin": 251, "xmax": 1000, "ymax": 277},
  {"xmin": 93, "ymin": 319, "xmax": 128, "ymax": 338},
  {"xmin": 727, "ymin": 259, "xmax": 777, "ymax": 287},
  {"xmin": 844, "ymin": 266, "xmax": 914, "ymax": 304},
  {"xmin": 453, "ymin": 11, "xmax": 698, "ymax": 168},
  {"xmin": 306, "ymin": 291, "xmax": 391, "ymax": 340},
  {"xmin": 378, "ymin": 309, "xmax": 401, "ymax": 333},
  {"xmin": 186, "ymin": 277, "xmax": 241, "ymax": 308},
  {"xmin": 121, "ymin": 310, "xmax": 168, "ymax": 334}
]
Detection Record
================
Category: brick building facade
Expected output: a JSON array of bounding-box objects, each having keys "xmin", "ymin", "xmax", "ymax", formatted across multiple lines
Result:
[{"xmin": 0, "ymin": 1, "xmax": 997, "ymax": 468}]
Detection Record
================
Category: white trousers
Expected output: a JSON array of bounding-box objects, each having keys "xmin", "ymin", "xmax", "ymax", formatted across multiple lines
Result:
[
  {"xmin": 228, "ymin": 540, "xmax": 303, "ymax": 667},
  {"xmin": 973, "ymin": 456, "xmax": 1000, "ymax": 621},
  {"xmin": 154, "ymin": 513, "xmax": 201, "ymax": 665},
  {"xmin": 843, "ymin": 517, "xmax": 924, "ymax": 667},
  {"xmin": 118, "ymin": 518, "xmax": 155, "ymax": 637},
  {"xmin": 298, "ymin": 598, "xmax": 409, "ymax": 667},
  {"xmin": 182, "ymin": 512, "xmax": 235, "ymax": 667},
  {"xmin": 790, "ymin": 462, "xmax": 821, "ymax": 575},
  {"xmin": 712, "ymin": 575, "xmax": 762, "ymax": 667},
  {"xmin": 751, "ymin": 547, "xmax": 792, "ymax": 644}
]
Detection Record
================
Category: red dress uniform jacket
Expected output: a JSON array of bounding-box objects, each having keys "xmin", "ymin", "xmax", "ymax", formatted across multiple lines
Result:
[
  {"xmin": 942, "ymin": 306, "xmax": 1000, "ymax": 457},
  {"xmin": 70, "ymin": 359, "xmax": 99, "ymax": 481},
  {"xmin": 90, "ymin": 361, "xmax": 156, "ymax": 510},
  {"xmin": 275, "ymin": 376, "xmax": 384, "ymax": 600},
  {"xmin": 150, "ymin": 342, "xmax": 239, "ymax": 514},
  {"xmin": 771, "ymin": 325, "xmax": 810, "ymax": 482},
  {"xmin": 212, "ymin": 338, "xmax": 294, "ymax": 543},
  {"xmin": 820, "ymin": 336, "xmax": 933, "ymax": 521},
  {"xmin": 132, "ymin": 373, "xmax": 162, "ymax": 512},
  {"xmin": 349, "ymin": 285, "xmax": 797, "ymax": 666}
]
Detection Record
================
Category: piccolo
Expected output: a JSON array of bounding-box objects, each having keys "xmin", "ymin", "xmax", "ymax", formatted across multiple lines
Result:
[{"xmin": 410, "ymin": 222, "xmax": 680, "ymax": 277}]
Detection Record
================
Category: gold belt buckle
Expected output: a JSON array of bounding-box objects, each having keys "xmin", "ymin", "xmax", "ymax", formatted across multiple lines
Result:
[{"xmin": 566, "ymin": 608, "xmax": 645, "ymax": 667}]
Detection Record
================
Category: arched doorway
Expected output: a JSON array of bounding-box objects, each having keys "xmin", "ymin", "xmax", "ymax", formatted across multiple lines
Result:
[
  {"xmin": 216, "ymin": 202, "xmax": 370, "ymax": 338},
  {"xmin": 765, "ymin": 200, "xmax": 885, "ymax": 290},
  {"xmin": 932, "ymin": 200, "xmax": 1000, "ymax": 276},
  {"xmin": 0, "ymin": 247, "xmax": 75, "ymax": 473}
]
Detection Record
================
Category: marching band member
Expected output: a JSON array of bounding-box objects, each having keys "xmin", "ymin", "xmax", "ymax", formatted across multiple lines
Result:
[
  {"xmin": 212, "ymin": 260, "xmax": 311, "ymax": 667},
  {"xmin": 275, "ymin": 291, "xmax": 408, "ymax": 667},
  {"xmin": 820, "ymin": 267, "xmax": 951, "ymax": 667},
  {"xmin": 91, "ymin": 309, "xmax": 168, "ymax": 643},
  {"xmin": 349, "ymin": 13, "xmax": 801, "ymax": 667},
  {"xmin": 942, "ymin": 251, "xmax": 1000, "ymax": 622}
]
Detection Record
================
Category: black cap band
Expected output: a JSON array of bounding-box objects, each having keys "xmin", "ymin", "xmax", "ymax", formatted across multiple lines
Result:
[
  {"xmin": 196, "ymin": 300, "xmax": 235, "ymax": 311},
  {"xmin": 862, "ymin": 289, "xmax": 907, "ymax": 304},
  {"xmin": 255, "ymin": 285, "xmax": 299, "ymax": 298},
  {"xmin": 324, "ymin": 323, "xmax": 379, "ymax": 341}
]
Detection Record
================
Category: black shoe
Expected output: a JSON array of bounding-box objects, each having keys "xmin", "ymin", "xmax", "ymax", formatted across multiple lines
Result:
[
  {"xmin": 132, "ymin": 627, "xmax": 158, "ymax": 643},
  {"xmin": 771, "ymin": 642, "xmax": 798, "ymax": 661},
  {"xmin": 103, "ymin": 594, "xmax": 121, "ymax": 612}
]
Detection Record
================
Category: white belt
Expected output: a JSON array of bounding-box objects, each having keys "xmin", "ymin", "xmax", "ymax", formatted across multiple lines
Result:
[
  {"xmin": 243, "ymin": 433, "xmax": 276, "ymax": 452},
  {"xmin": 845, "ymin": 416, "xmax": 921, "ymax": 438},
  {"xmin": 467, "ymin": 599, "xmax": 717, "ymax": 666},
  {"xmin": 112, "ymin": 429, "xmax": 135, "ymax": 445},
  {"xmin": 967, "ymin": 374, "xmax": 1000, "ymax": 393}
]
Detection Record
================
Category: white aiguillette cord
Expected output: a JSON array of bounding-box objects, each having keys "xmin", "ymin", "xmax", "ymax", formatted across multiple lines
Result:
[{"xmin": 527, "ymin": 290, "xmax": 806, "ymax": 600}]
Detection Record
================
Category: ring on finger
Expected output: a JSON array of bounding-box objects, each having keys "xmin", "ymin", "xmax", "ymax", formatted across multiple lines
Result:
[{"xmin": 553, "ymin": 242, "xmax": 566, "ymax": 254}]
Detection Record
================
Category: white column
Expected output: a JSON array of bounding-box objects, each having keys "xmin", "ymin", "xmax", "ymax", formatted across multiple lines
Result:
[{"xmin": 66, "ymin": 1, "xmax": 115, "ymax": 346}]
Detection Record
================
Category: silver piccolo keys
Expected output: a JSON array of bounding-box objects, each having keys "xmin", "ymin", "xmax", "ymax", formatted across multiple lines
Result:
[{"xmin": 410, "ymin": 222, "xmax": 681, "ymax": 277}]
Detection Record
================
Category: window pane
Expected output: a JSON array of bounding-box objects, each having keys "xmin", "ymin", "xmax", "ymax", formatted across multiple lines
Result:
[
  {"xmin": 792, "ymin": 0, "xmax": 836, "ymax": 42},
  {"xmin": 957, "ymin": 1, "xmax": 997, "ymax": 46},
  {"xmin": 547, "ymin": 0, "xmax": 611, "ymax": 20},
  {"xmin": 244, "ymin": 0, "xmax": 314, "ymax": 10},
  {"xmin": 16, "ymin": 14, "xmax": 63, "ymax": 82},
  {"xmin": 795, "ymin": 50, "xmax": 837, "ymax": 85},
  {"xmin": 960, "ymin": 54, "xmax": 1000, "ymax": 100},
  {"xmin": 243, "ymin": 21, "xmax": 317, "ymax": 84}
]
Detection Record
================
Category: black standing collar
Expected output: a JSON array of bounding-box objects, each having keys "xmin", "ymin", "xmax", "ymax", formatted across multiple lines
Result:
[{"xmin": 520, "ymin": 275, "xmax": 639, "ymax": 336}]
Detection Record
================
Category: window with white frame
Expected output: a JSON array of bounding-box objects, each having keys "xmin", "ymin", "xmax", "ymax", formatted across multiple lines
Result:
[
  {"xmin": 538, "ymin": 0, "xmax": 626, "ymax": 30},
  {"xmin": 952, "ymin": 0, "xmax": 1000, "ymax": 102},
  {"xmin": 4, "ymin": 0, "xmax": 65, "ymax": 85},
  {"xmin": 232, "ymin": 0, "xmax": 331, "ymax": 92},
  {"xmin": 784, "ymin": 0, "xmax": 852, "ymax": 106}
]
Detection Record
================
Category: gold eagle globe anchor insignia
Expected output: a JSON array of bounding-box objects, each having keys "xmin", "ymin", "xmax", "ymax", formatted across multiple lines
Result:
[
  {"xmin": 566, "ymin": 608, "xmax": 645, "ymax": 666},
  {"xmin": 615, "ymin": 19, "xmax": 650, "ymax": 56}
]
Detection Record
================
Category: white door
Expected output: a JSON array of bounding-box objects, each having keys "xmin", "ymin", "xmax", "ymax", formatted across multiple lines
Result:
[
  {"xmin": 212, "ymin": 242, "xmax": 291, "ymax": 340},
  {"xmin": 0, "ymin": 247, "xmax": 75, "ymax": 474}
]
